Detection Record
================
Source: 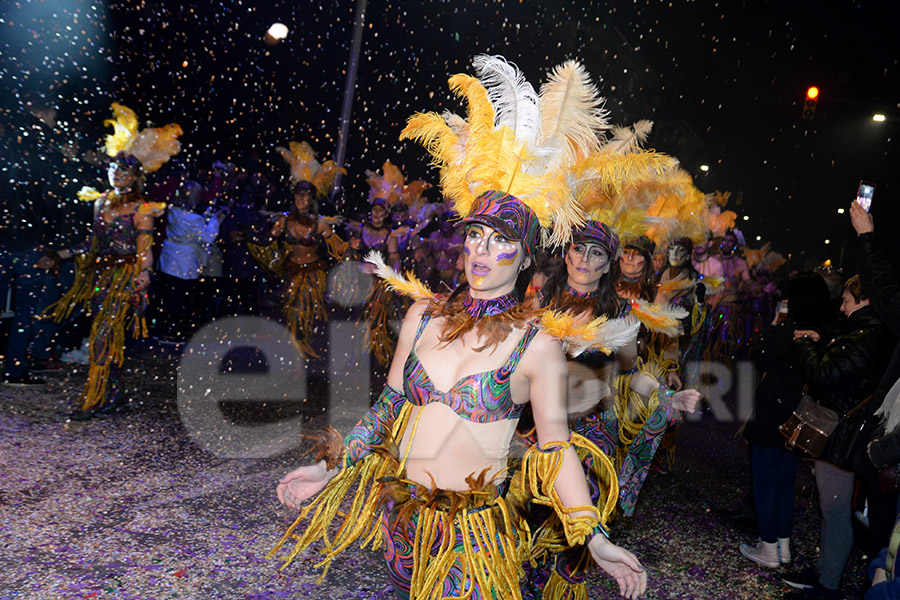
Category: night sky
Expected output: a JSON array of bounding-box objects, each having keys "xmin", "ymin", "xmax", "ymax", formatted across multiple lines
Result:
[{"xmin": 2, "ymin": 0, "xmax": 897, "ymax": 268}]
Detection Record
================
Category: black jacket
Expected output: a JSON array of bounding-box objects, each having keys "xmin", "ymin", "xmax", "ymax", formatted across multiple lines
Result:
[
  {"xmin": 794, "ymin": 305, "xmax": 896, "ymax": 470},
  {"xmin": 744, "ymin": 318, "xmax": 807, "ymax": 448},
  {"xmin": 857, "ymin": 233, "xmax": 900, "ymax": 467}
]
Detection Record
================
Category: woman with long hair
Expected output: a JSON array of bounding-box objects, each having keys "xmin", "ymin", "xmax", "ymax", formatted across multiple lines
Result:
[
  {"xmin": 520, "ymin": 219, "xmax": 700, "ymax": 597},
  {"xmin": 267, "ymin": 180, "xmax": 342, "ymax": 357},
  {"xmin": 269, "ymin": 56, "xmax": 649, "ymax": 599},
  {"xmin": 739, "ymin": 272, "xmax": 835, "ymax": 570},
  {"xmin": 250, "ymin": 142, "xmax": 345, "ymax": 357}
]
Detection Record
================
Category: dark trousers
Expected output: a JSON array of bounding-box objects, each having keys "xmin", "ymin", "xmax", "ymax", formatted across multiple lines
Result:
[
  {"xmin": 752, "ymin": 445, "xmax": 800, "ymax": 542},
  {"xmin": 155, "ymin": 272, "xmax": 201, "ymax": 340}
]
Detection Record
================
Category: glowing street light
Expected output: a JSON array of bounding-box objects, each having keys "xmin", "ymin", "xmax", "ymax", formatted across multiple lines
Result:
[
  {"xmin": 699, "ymin": 164, "xmax": 709, "ymax": 172},
  {"xmin": 873, "ymin": 114, "xmax": 886, "ymax": 122},
  {"xmin": 267, "ymin": 23, "xmax": 289, "ymax": 40}
]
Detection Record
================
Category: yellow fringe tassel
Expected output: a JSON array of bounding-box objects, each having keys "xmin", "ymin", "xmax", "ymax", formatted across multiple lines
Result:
[
  {"xmin": 268, "ymin": 405, "xmax": 412, "ymax": 576},
  {"xmin": 325, "ymin": 233, "xmax": 349, "ymax": 261},
  {"xmin": 543, "ymin": 570, "xmax": 588, "ymax": 600},
  {"xmin": 614, "ymin": 370, "xmax": 657, "ymax": 463},
  {"xmin": 521, "ymin": 433, "xmax": 616, "ymax": 549},
  {"xmin": 282, "ymin": 262, "xmax": 328, "ymax": 358},
  {"xmin": 248, "ymin": 241, "xmax": 288, "ymax": 277},
  {"xmin": 400, "ymin": 497, "xmax": 529, "ymax": 600}
]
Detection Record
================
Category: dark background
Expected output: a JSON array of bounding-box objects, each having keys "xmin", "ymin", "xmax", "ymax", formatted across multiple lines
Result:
[{"xmin": 2, "ymin": 0, "xmax": 897, "ymax": 269}]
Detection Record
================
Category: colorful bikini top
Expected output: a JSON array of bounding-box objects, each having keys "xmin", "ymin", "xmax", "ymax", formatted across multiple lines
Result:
[{"xmin": 403, "ymin": 312, "xmax": 537, "ymax": 423}]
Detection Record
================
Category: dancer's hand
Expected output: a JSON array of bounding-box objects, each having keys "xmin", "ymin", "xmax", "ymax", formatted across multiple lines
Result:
[
  {"xmin": 672, "ymin": 389, "xmax": 701, "ymax": 413},
  {"xmin": 276, "ymin": 460, "xmax": 333, "ymax": 510},
  {"xmin": 588, "ymin": 534, "xmax": 647, "ymax": 599},
  {"xmin": 134, "ymin": 271, "xmax": 150, "ymax": 292}
]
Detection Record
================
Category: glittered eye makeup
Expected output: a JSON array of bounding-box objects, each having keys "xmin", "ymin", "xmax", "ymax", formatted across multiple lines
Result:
[{"xmin": 495, "ymin": 248, "xmax": 518, "ymax": 266}]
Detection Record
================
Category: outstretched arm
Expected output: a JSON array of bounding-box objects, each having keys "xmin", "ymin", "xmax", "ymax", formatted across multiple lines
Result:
[
  {"xmin": 524, "ymin": 333, "xmax": 647, "ymax": 599},
  {"xmin": 133, "ymin": 209, "xmax": 154, "ymax": 292},
  {"xmin": 277, "ymin": 300, "xmax": 428, "ymax": 510}
]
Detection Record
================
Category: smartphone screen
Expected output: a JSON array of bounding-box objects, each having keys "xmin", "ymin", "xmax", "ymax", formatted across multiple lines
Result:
[{"xmin": 857, "ymin": 181, "xmax": 876, "ymax": 212}]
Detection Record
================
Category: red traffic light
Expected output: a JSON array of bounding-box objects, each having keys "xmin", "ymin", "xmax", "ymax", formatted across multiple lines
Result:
[{"xmin": 802, "ymin": 87, "xmax": 819, "ymax": 120}]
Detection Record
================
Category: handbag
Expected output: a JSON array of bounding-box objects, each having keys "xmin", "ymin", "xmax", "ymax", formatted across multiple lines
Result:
[
  {"xmin": 779, "ymin": 394, "xmax": 839, "ymax": 459},
  {"xmin": 877, "ymin": 463, "xmax": 900, "ymax": 495},
  {"xmin": 779, "ymin": 390, "xmax": 873, "ymax": 460}
]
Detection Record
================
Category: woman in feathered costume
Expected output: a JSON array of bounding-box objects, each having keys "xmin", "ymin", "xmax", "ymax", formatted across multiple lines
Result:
[
  {"xmin": 250, "ymin": 141, "xmax": 345, "ymax": 358},
  {"xmin": 39, "ymin": 103, "xmax": 179, "ymax": 418},
  {"xmin": 270, "ymin": 55, "xmax": 650, "ymax": 600},
  {"xmin": 349, "ymin": 161, "xmax": 411, "ymax": 366},
  {"xmin": 516, "ymin": 132, "xmax": 702, "ymax": 597}
]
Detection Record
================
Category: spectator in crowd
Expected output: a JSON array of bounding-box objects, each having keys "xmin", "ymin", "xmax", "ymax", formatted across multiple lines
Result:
[
  {"xmin": 740, "ymin": 272, "xmax": 835, "ymax": 569},
  {"xmin": 156, "ymin": 181, "xmax": 220, "ymax": 341},
  {"xmin": 783, "ymin": 273, "xmax": 896, "ymax": 599}
]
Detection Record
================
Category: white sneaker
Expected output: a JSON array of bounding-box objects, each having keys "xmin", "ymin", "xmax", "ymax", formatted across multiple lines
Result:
[
  {"xmin": 777, "ymin": 537, "xmax": 791, "ymax": 564},
  {"xmin": 739, "ymin": 540, "xmax": 779, "ymax": 568}
]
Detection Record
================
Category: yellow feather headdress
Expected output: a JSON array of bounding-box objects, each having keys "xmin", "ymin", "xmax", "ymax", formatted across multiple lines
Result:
[
  {"xmin": 365, "ymin": 160, "xmax": 432, "ymax": 208},
  {"xmin": 703, "ymin": 190, "xmax": 738, "ymax": 238},
  {"xmin": 744, "ymin": 242, "xmax": 787, "ymax": 273},
  {"xmin": 103, "ymin": 103, "xmax": 182, "ymax": 173},
  {"xmin": 566, "ymin": 120, "xmax": 686, "ymax": 253},
  {"xmin": 400, "ymin": 54, "xmax": 616, "ymax": 248},
  {"xmin": 277, "ymin": 141, "xmax": 346, "ymax": 198},
  {"xmin": 644, "ymin": 169, "xmax": 710, "ymax": 248}
]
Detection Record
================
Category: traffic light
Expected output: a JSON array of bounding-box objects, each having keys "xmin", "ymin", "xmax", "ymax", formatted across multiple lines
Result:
[{"xmin": 802, "ymin": 86, "xmax": 819, "ymax": 120}]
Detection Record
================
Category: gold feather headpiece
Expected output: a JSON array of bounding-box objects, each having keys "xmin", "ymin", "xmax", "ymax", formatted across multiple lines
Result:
[
  {"xmin": 744, "ymin": 242, "xmax": 787, "ymax": 273},
  {"xmin": 567, "ymin": 120, "xmax": 681, "ymax": 256},
  {"xmin": 103, "ymin": 103, "xmax": 182, "ymax": 173},
  {"xmin": 704, "ymin": 191, "xmax": 738, "ymax": 238},
  {"xmin": 400, "ymin": 54, "xmax": 617, "ymax": 250},
  {"xmin": 643, "ymin": 168, "xmax": 710, "ymax": 249},
  {"xmin": 276, "ymin": 141, "xmax": 346, "ymax": 198},
  {"xmin": 365, "ymin": 160, "xmax": 431, "ymax": 208}
]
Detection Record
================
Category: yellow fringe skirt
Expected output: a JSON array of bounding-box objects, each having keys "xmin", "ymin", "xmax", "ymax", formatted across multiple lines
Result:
[
  {"xmin": 362, "ymin": 279, "xmax": 399, "ymax": 366},
  {"xmin": 49, "ymin": 253, "xmax": 146, "ymax": 410},
  {"xmin": 282, "ymin": 259, "xmax": 328, "ymax": 358}
]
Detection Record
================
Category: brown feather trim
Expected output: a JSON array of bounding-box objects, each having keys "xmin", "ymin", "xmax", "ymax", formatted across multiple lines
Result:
[
  {"xmin": 301, "ymin": 426, "xmax": 345, "ymax": 471},
  {"xmin": 615, "ymin": 280, "xmax": 643, "ymax": 301},
  {"xmin": 435, "ymin": 295, "xmax": 539, "ymax": 352},
  {"xmin": 552, "ymin": 288, "xmax": 598, "ymax": 317}
]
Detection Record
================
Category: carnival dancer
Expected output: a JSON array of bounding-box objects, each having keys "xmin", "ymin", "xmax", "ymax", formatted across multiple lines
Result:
[
  {"xmin": 271, "ymin": 55, "xmax": 649, "ymax": 600},
  {"xmin": 714, "ymin": 228, "xmax": 751, "ymax": 361},
  {"xmin": 352, "ymin": 161, "xmax": 405, "ymax": 366},
  {"xmin": 39, "ymin": 103, "xmax": 179, "ymax": 418},
  {"xmin": 740, "ymin": 242, "xmax": 786, "ymax": 350},
  {"xmin": 250, "ymin": 141, "xmax": 345, "ymax": 358},
  {"xmin": 523, "ymin": 214, "xmax": 701, "ymax": 598},
  {"xmin": 428, "ymin": 206, "xmax": 466, "ymax": 290}
]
